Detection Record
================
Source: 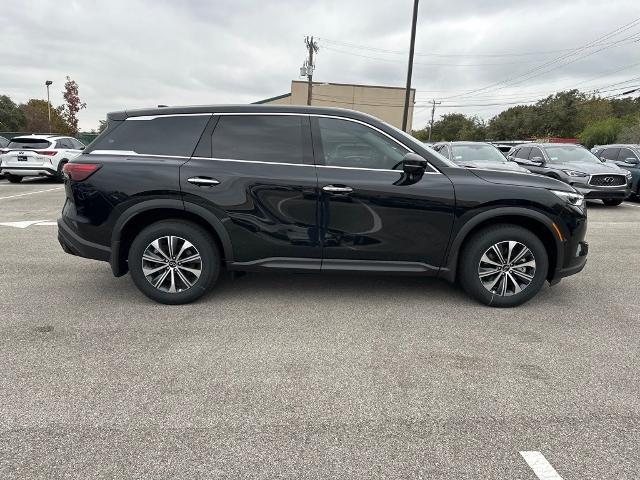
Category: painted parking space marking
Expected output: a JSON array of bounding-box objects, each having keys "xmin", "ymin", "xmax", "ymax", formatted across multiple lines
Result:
[
  {"xmin": 520, "ymin": 451, "xmax": 564, "ymax": 480},
  {"xmin": 0, "ymin": 220, "xmax": 57, "ymax": 228},
  {"xmin": 622, "ymin": 202, "xmax": 640, "ymax": 208},
  {"xmin": 0, "ymin": 187, "xmax": 64, "ymax": 200}
]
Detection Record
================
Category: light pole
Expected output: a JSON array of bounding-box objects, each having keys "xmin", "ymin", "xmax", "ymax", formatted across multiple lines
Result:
[
  {"xmin": 402, "ymin": 0, "xmax": 419, "ymax": 132},
  {"xmin": 45, "ymin": 80, "xmax": 53, "ymax": 132}
]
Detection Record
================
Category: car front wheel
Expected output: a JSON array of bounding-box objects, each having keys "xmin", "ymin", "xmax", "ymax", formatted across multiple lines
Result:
[
  {"xmin": 602, "ymin": 199, "xmax": 623, "ymax": 206},
  {"xmin": 128, "ymin": 220, "xmax": 221, "ymax": 304},
  {"xmin": 6, "ymin": 175, "xmax": 22, "ymax": 183},
  {"xmin": 458, "ymin": 225, "xmax": 549, "ymax": 308}
]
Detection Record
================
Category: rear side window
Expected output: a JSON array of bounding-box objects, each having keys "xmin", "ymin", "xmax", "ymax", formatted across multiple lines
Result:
[
  {"xmin": 87, "ymin": 115, "xmax": 210, "ymax": 157},
  {"xmin": 8, "ymin": 138, "xmax": 52, "ymax": 149},
  {"xmin": 210, "ymin": 115, "xmax": 309, "ymax": 164}
]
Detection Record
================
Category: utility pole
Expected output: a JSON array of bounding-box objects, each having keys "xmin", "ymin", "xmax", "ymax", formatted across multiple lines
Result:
[
  {"xmin": 301, "ymin": 36, "xmax": 319, "ymax": 106},
  {"xmin": 428, "ymin": 99, "xmax": 441, "ymax": 142},
  {"xmin": 402, "ymin": 0, "xmax": 419, "ymax": 132},
  {"xmin": 45, "ymin": 80, "xmax": 53, "ymax": 132}
]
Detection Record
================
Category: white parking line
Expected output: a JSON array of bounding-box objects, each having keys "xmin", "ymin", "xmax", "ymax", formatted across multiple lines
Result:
[
  {"xmin": 0, "ymin": 187, "xmax": 64, "ymax": 200},
  {"xmin": 0, "ymin": 220, "xmax": 56, "ymax": 228},
  {"xmin": 623, "ymin": 202, "xmax": 640, "ymax": 208},
  {"xmin": 520, "ymin": 451, "xmax": 564, "ymax": 480}
]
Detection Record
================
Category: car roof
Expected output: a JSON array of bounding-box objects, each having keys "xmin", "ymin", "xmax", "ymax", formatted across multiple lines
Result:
[
  {"xmin": 10, "ymin": 134, "xmax": 69, "ymax": 140},
  {"xmin": 592, "ymin": 144, "xmax": 640, "ymax": 148},
  {"xmin": 107, "ymin": 104, "xmax": 390, "ymax": 125},
  {"xmin": 514, "ymin": 143, "xmax": 582, "ymax": 148}
]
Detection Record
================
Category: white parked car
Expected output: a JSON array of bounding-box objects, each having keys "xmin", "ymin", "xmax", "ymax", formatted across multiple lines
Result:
[{"xmin": 0, "ymin": 134, "xmax": 85, "ymax": 183}]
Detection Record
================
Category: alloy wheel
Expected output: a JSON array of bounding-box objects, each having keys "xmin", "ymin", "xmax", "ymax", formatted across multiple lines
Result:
[
  {"xmin": 141, "ymin": 236, "xmax": 202, "ymax": 293},
  {"xmin": 477, "ymin": 240, "xmax": 536, "ymax": 296}
]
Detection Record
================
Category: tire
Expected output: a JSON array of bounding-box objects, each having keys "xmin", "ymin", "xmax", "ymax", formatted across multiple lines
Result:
[
  {"xmin": 128, "ymin": 220, "xmax": 221, "ymax": 304},
  {"xmin": 7, "ymin": 175, "xmax": 22, "ymax": 183},
  {"xmin": 458, "ymin": 224, "xmax": 549, "ymax": 308},
  {"xmin": 602, "ymin": 199, "xmax": 623, "ymax": 206},
  {"xmin": 56, "ymin": 160, "xmax": 68, "ymax": 182}
]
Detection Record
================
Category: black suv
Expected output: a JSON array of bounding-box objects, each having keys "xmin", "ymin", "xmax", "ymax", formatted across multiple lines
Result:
[
  {"xmin": 508, "ymin": 143, "xmax": 632, "ymax": 206},
  {"xmin": 58, "ymin": 105, "xmax": 588, "ymax": 307}
]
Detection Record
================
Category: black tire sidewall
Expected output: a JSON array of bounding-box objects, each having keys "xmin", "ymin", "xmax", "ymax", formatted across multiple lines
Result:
[
  {"xmin": 7, "ymin": 175, "xmax": 22, "ymax": 183},
  {"xmin": 128, "ymin": 221, "xmax": 220, "ymax": 304},
  {"xmin": 603, "ymin": 199, "xmax": 623, "ymax": 206},
  {"xmin": 459, "ymin": 225, "xmax": 549, "ymax": 308}
]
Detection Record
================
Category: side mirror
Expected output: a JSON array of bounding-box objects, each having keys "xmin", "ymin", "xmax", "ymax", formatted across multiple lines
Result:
[
  {"xmin": 402, "ymin": 152, "xmax": 428, "ymax": 174},
  {"xmin": 624, "ymin": 157, "xmax": 639, "ymax": 165},
  {"xmin": 530, "ymin": 156, "xmax": 545, "ymax": 165}
]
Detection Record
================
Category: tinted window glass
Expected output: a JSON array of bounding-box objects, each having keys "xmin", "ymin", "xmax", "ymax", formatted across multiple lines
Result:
[
  {"xmin": 317, "ymin": 117, "xmax": 409, "ymax": 170},
  {"xmin": 211, "ymin": 115, "xmax": 308, "ymax": 164},
  {"xmin": 618, "ymin": 148, "xmax": 637, "ymax": 161},
  {"xmin": 56, "ymin": 139, "xmax": 72, "ymax": 149},
  {"xmin": 451, "ymin": 144, "xmax": 506, "ymax": 163},
  {"xmin": 600, "ymin": 148, "xmax": 620, "ymax": 161},
  {"xmin": 515, "ymin": 147, "xmax": 531, "ymax": 159},
  {"xmin": 88, "ymin": 115, "xmax": 210, "ymax": 156},
  {"xmin": 544, "ymin": 146, "xmax": 600, "ymax": 164},
  {"xmin": 71, "ymin": 138, "xmax": 84, "ymax": 149},
  {"xmin": 7, "ymin": 138, "xmax": 52, "ymax": 149},
  {"xmin": 529, "ymin": 147, "xmax": 544, "ymax": 160},
  {"xmin": 0, "ymin": 137, "xmax": 9, "ymax": 147}
]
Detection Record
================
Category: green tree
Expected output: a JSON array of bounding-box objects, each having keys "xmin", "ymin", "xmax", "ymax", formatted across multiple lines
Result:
[
  {"xmin": 486, "ymin": 105, "xmax": 537, "ymax": 140},
  {"xmin": 576, "ymin": 98, "xmax": 613, "ymax": 133},
  {"xmin": 616, "ymin": 117, "xmax": 640, "ymax": 143},
  {"xmin": 20, "ymin": 99, "xmax": 72, "ymax": 134},
  {"xmin": 0, "ymin": 95, "xmax": 27, "ymax": 131},
  {"xmin": 426, "ymin": 113, "xmax": 485, "ymax": 141},
  {"xmin": 98, "ymin": 119, "xmax": 108, "ymax": 133},
  {"xmin": 579, "ymin": 117, "xmax": 624, "ymax": 148}
]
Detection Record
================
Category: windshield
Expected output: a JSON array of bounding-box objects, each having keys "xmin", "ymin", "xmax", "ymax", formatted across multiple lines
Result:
[
  {"xmin": 7, "ymin": 138, "xmax": 52, "ymax": 150},
  {"xmin": 544, "ymin": 145, "xmax": 600, "ymax": 164},
  {"xmin": 451, "ymin": 144, "xmax": 507, "ymax": 163}
]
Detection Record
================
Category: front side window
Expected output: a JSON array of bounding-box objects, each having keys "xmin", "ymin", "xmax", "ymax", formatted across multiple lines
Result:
[
  {"xmin": 618, "ymin": 148, "xmax": 638, "ymax": 162},
  {"xmin": 515, "ymin": 147, "xmax": 531, "ymax": 159},
  {"xmin": 210, "ymin": 115, "xmax": 309, "ymax": 164},
  {"xmin": 599, "ymin": 148, "xmax": 620, "ymax": 161},
  {"xmin": 317, "ymin": 117, "xmax": 409, "ymax": 170},
  {"xmin": 87, "ymin": 115, "xmax": 210, "ymax": 157}
]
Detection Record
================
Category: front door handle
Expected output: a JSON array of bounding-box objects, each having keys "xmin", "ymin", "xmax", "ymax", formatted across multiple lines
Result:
[
  {"xmin": 187, "ymin": 176, "xmax": 220, "ymax": 187},
  {"xmin": 322, "ymin": 185, "xmax": 353, "ymax": 193}
]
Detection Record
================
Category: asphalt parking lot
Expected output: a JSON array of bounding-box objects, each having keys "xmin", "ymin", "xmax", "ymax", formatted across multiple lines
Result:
[{"xmin": 0, "ymin": 177, "xmax": 639, "ymax": 479}]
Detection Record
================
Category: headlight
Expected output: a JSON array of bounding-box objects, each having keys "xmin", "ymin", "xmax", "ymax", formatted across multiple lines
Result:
[
  {"xmin": 562, "ymin": 170, "xmax": 589, "ymax": 177},
  {"xmin": 551, "ymin": 189, "xmax": 584, "ymax": 207},
  {"xmin": 624, "ymin": 171, "xmax": 632, "ymax": 179}
]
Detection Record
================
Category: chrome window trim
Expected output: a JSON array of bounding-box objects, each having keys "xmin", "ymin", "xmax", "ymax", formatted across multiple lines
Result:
[{"xmin": 126, "ymin": 113, "xmax": 213, "ymax": 121}]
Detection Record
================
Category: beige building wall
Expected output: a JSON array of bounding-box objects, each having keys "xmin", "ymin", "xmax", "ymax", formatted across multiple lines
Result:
[{"xmin": 257, "ymin": 81, "xmax": 415, "ymax": 132}]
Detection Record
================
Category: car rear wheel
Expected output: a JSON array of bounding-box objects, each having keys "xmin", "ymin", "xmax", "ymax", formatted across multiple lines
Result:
[
  {"xmin": 602, "ymin": 199, "xmax": 623, "ymax": 206},
  {"xmin": 458, "ymin": 224, "xmax": 548, "ymax": 308},
  {"xmin": 6, "ymin": 175, "xmax": 22, "ymax": 183},
  {"xmin": 128, "ymin": 221, "xmax": 221, "ymax": 304}
]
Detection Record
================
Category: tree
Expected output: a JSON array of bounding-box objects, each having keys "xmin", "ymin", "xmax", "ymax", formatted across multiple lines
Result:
[
  {"xmin": 20, "ymin": 99, "xmax": 72, "ymax": 134},
  {"xmin": 98, "ymin": 120, "xmax": 108, "ymax": 133},
  {"xmin": 579, "ymin": 118, "xmax": 624, "ymax": 148},
  {"xmin": 60, "ymin": 76, "xmax": 86, "ymax": 135},
  {"xmin": 0, "ymin": 95, "xmax": 27, "ymax": 131},
  {"xmin": 576, "ymin": 98, "xmax": 613, "ymax": 133},
  {"xmin": 616, "ymin": 118, "xmax": 640, "ymax": 143}
]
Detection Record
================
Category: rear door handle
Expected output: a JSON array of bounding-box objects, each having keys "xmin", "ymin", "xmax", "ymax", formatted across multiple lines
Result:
[
  {"xmin": 187, "ymin": 177, "xmax": 220, "ymax": 187},
  {"xmin": 322, "ymin": 185, "xmax": 353, "ymax": 193}
]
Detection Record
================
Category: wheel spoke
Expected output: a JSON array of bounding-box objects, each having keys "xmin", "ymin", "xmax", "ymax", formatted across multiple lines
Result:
[
  {"xmin": 506, "ymin": 272, "xmax": 522, "ymax": 294},
  {"xmin": 168, "ymin": 269, "xmax": 176, "ymax": 293},
  {"xmin": 151, "ymin": 239, "xmax": 171, "ymax": 261},
  {"xmin": 485, "ymin": 272, "xmax": 503, "ymax": 291},
  {"xmin": 511, "ymin": 245, "xmax": 530, "ymax": 265},
  {"xmin": 178, "ymin": 253, "xmax": 201, "ymax": 265},
  {"xmin": 480, "ymin": 253, "xmax": 502, "ymax": 267},
  {"xmin": 491, "ymin": 244, "xmax": 506, "ymax": 264},
  {"xmin": 512, "ymin": 269, "xmax": 533, "ymax": 282},
  {"xmin": 177, "ymin": 265, "xmax": 202, "ymax": 279},
  {"xmin": 499, "ymin": 273, "xmax": 508, "ymax": 295},
  {"xmin": 167, "ymin": 236, "xmax": 175, "ymax": 258},
  {"xmin": 175, "ymin": 268, "xmax": 193, "ymax": 288},
  {"xmin": 143, "ymin": 253, "xmax": 165, "ymax": 264},
  {"xmin": 153, "ymin": 269, "xmax": 170, "ymax": 289},
  {"xmin": 515, "ymin": 259, "xmax": 536, "ymax": 269},
  {"xmin": 479, "ymin": 268, "xmax": 501, "ymax": 278},
  {"xmin": 506, "ymin": 241, "xmax": 517, "ymax": 263},
  {"xmin": 175, "ymin": 239, "xmax": 195, "ymax": 261},
  {"xmin": 143, "ymin": 264, "xmax": 167, "ymax": 276}
]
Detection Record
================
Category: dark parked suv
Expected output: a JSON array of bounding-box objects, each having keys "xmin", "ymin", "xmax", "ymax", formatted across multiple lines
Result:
[
  {"xmin": 508, "ymin": 143, "xmax": 632, "ymax": 206},
  {"xmin": 590, "ymin": 144, "xmax": 640, "ymax": 198},
  {"xmin": 58, "ymin": 105, "xmax": 588, "ymax": 307}
]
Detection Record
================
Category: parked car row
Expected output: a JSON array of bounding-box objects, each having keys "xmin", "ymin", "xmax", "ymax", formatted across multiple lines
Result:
[
  {"xmin": 427, "ymin": 141, "xmax": 633, "ymax": 206},
  {"xmin": 0, "ymin": 134, "xmax": 85, "ymax": 182}
]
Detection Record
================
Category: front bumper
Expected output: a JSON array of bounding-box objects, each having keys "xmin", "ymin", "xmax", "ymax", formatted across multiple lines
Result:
[
  {"xmin": 571, "ymin": 181, "xmax": 630, "ymax": 200},
  {"xmin": 550, "ymin": 240, "xmax": 588, "ymax": 284}
]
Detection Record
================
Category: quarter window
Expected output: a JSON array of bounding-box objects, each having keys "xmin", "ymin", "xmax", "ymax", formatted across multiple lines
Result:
[
  {"xmin": 210, "ymin": 115, "xmax": 309, "ymax": 164},
  {"xmin": 87, "ymin": 115, "xmax": 210, "ymax": 157},
  {"xmin": 316, "ymin": 117, "xmax": 409, "ymax": 170}
]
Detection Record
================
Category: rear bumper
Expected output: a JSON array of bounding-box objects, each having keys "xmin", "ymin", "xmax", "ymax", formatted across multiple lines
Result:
[
  {"xmin": 1, "ymin": 166, "xmax": 57, "ymax": 176},
  {"xmin": 57, "ymin": 218, "xmax": 111, "ymax": 262}
]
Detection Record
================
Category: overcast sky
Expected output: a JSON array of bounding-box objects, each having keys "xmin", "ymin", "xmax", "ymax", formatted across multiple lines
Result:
[{"xmin": 2, "ymin": 0, "xmax": 639, "ymax": 131}]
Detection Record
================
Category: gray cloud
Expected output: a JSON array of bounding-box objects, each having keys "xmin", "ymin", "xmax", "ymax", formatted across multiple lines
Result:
[{"xmin": 1, "ymin": 0, "xmax": 638, "ymax": 130}]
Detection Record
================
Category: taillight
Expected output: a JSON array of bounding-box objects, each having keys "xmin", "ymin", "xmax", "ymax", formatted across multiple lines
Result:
[
  {"xmin": 39, "ymin": 150, "xmax": 57, "ymax": 156},
  {"xmin": 63, "ymin": 163, "xmax": 102, "ymax": 181}
]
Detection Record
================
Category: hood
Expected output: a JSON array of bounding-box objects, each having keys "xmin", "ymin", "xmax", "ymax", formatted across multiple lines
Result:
[
  {"xmin": 468, "ymin": 169, "xmax": 574, "ymax": 192},
  {"xmin": 456, "ymin": 160, "xmax": 530, "ymax": 173},
  {"xmin": 553, "ymin": 161, "xmax": 624, "ymax": 174}
]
